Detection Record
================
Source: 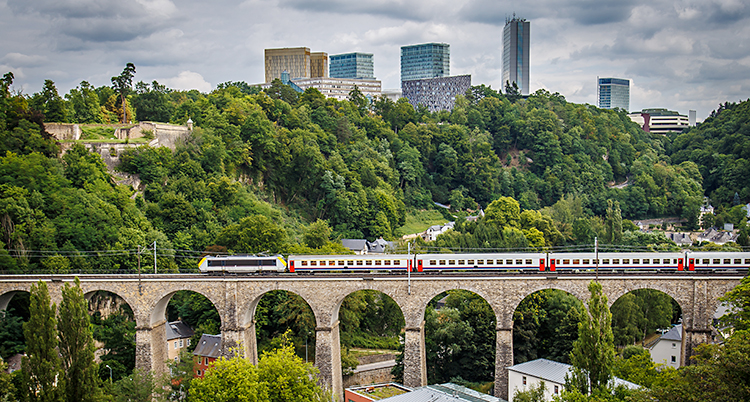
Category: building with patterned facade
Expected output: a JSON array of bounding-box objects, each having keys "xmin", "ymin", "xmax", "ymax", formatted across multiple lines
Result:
[
  {"xmin": 502, "ymin": 17, "xmax": 530, "ymax": 96},
  {"xmin": 401, "ymin": 43, "xmax": 450, "ymax": 82},
  {"xmin": 261, "ymin": 77, "xmax": 381, "ymax": 102},
  {"xmin": 628, "ymin": 108, "xmax": 689, "ymax": 135},
  {"xmin": 330, "ymin": 52, "xmax": 375, "ymax": 79},
  {"xmin": 402, "ymin": 75, "xmax": 471, "ymax": 112},
  {"xmin": 264, "ymin": 47, "xmax": 328, "ymax": 83},
  {"xmin": 597, "ymin": 77, "xmax": 630, "ymax": 111}
]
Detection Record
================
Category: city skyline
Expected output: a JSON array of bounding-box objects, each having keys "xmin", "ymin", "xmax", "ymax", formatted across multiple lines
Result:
[{"xmin": 0, "ymin": 0, "xmax": 748, "ymax": 121}]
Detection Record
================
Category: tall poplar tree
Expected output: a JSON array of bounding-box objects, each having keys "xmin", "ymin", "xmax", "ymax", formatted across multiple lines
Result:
[
  {"xmin": 58, "ymin": 277, "xmax": 100, "ymax": 402},
  {"xmin": 567, "ymin": 281, "xmax": 615, "ymax": 394},
  {"xmin": 21, "ymin": 280, "xmax": 63, "ymax": 402}
]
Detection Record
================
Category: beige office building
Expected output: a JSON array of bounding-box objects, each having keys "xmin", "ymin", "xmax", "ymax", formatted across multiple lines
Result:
[{"xmin": 265, "ymin": 47, "xmax": 328, "ymax": 83}]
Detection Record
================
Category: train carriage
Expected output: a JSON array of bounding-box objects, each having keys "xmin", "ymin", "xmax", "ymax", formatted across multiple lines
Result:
[
  {"xmin": 416, "ymin": 253, "xmax": 546, "ymax": 272},
  {"xmin": 288, "ymin": 254, "xmax": 413, "ymax": 273},
  {"xmin": 550, "ymin": 252, "xmax": 686, "ymax": 272},
  {"xmin": 198, "ymin": 255, "xmax": 286, "ymax": 274},
  {"xmin": 687, "ymin": 251, "xmax": 750, "ymax": 271}
]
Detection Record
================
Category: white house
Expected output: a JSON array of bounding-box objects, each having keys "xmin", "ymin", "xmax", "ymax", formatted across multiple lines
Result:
[
  {"xmin": 422, "ymin": 222, "xmax": 455, "ymax": 241},
  {"xmin": 507, "ymin": 359, "xmax": 639, "ymax": 402},
  {"xmin": 649, "ymin": 325, "xmax": 682, "ymax": 368}
]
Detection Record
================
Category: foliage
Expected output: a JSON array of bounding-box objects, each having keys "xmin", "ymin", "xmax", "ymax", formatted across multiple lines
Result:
[
  {"xmin": 110, "ymin": 368, "xmax": 154, "ymax": 402},
  {"xmin": 720, "ymin": 273, "xmax": 750, "ymax": 331},
  {"xmin": 514, "ymin": 381, "xmax": 547, "ymax": 402},
  {"xmin": 514, "ymin": 289, "xmax": 583, "ymax": 364},
  {"xmin": 612, "ymin": 346, "xmax": 659, "ymax": 388},
  {"xmin": 567, "ymin": 281, "xmax": 615, "ymax": 395},
  {"xmin": 255, "ymin": 291, "xmax": 316, "ymax": 355},
  {"xmin": 20, "ymin": 281, "xmax": 63, "ymax": 402},
  {"xmin": 610, "ymin": 289, "xmax": 677, "ymax": 346},
  {"xmin": 92, "ymin": 304, "xmax": 136, "ymax": 382},
  {"xmin": 58, "ymin": 278, "xmax": 100, "ymax": 402}
]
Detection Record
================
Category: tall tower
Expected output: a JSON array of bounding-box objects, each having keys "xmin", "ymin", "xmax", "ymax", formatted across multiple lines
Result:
[
  {"xmin": 330, "ymin": 53, "xmax": 375, "ymax": 79},
  {"xmin": 502, "ymin": 17, "xmax": 530, "ymax": 96},
  {"xmin": 400, "ymin": 43, "xmax": 450, "ymax": 82},
  {"xmin": 597, "ymin": 77, "xmax": 630, "ymax": 111},
  {"xmin": 264, "ymin": 47, "xmax": 328, "ymax": 83}
]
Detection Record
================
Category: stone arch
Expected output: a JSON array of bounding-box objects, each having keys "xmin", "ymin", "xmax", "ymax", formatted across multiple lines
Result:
[
  {"xmin": 609, "ymin": 287, "xmax": 682, "ymax": 349},
  {"xmin": 412, "ymin": 283, "xmax": 503, "ymax": 329},
  {"xmin": 1, "ymin": 289, "xmax": 30, "ymax": 312},
  {"xmin": 604, "ymin": 281, "xmax": 688, "ymax": 313},
  {"xmin": 503, "ymin": 281, "xmax": 590, "ymax": 329}
]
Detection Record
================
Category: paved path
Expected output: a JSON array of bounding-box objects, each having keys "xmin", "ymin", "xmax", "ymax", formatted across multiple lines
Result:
[{"xmin": 353, "ymin": 360, "xmax": 396, "ymax": 373}]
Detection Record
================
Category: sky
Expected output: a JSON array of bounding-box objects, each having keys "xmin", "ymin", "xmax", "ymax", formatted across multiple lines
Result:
[{"xmin": 0, "ymin": 0, "xmax": 748, "ymax": 121}]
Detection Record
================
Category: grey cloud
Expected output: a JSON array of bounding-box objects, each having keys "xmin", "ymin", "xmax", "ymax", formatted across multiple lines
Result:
[
  {"xmin": 694, "ymin": 60, "xmax": 750, "ymax": 83},
  {"xmin": 6, "ymin": 0, "xmax": 177, "ymax": 43},
  {"xmin": 277, "ymin": 0, "xmax": 431, "ymax": 21},
  {"xmin": 457, "ymin": 0, "xmax": 644, "ymax": 26}
]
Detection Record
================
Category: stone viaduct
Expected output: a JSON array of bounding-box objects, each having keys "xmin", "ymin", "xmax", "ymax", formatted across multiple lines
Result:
[{"xmin": 0, "ymin": 273, "xmax": 741, "ymax": 401}]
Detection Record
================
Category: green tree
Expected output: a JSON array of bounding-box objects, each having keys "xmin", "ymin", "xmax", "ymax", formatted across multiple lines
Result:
[
  {"xmin": 720, "ymin": 274, "xmax": 750, "ymax": 331},
  {"xmin": 513, "ymin": 381, "xmax": 546, "ymax": 402},
  {"xmin": 92, "ymin": 306, "xmax": 135, "ymax": 381},
  {"xmin": 303, "ymin": 219, "xmax": 332, "ymax": 249},
  {"xmin": 484, "ymin": 196, "xmax": 520, "ymax": 228},
  {"xmin": 111, "ymin": 63, "xmax": 136, "ymax": 123},
  {"xmin": 20, "ymin": 281, "xmax": 63, "ymax": 402},
  {"xmin": 111, "ymin": 368, "xmax": 154, "ymax": 402},
  {"xmin": 567, "ymin": 281, "xmax": 615, "ymax": 395},
  {"xmin": 604, "ymin": 200, "xmax": 622, "ymax": 244},
  {"xmin": 257, "ymin": 338, "xmax": 331, "ymax": 402},
  {"xmin": 215, "ymin": 215, "xmax": 287, "ymax": 254},
  {"xmin": 58, "ymin": 277, "xmax": 100, "ymax": 402}
]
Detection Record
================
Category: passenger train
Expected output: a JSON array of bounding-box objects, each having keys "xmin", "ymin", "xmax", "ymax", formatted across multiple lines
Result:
[{"xmin": 197, "ymin": 251, "xmax": 750, "ymax": 274}]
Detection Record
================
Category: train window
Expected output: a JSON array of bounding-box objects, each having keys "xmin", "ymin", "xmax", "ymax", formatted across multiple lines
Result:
[
  {"xmin": 430, "ymin": 260, "xmax": 436, "ymax": 265},
  {"xmin": 439, "ymin": 260, "xmax": 446, "ymax": 265},
  {"xmin": 735, "ymin": 259, "xmax": 741, "ymax": 264},
  {"xmin": 602, "ymin": 259, "xmax": 610, "ymax": 264},
  {"xmin": 393, "ymin": 260, "xmax": 401, "ymax": 266},
  {"xmin": 468, "ymin": 260, "xmax": 474, "ymax": 265},
  {"xmin": 338, "ymin": 261, "xmax": 345, "ymax": 266},
  {"xmin": 477, "ymin": 260, "xmax": 484, "ymax": 264},
  {"xmin": 613, "ymin": 259, "xmax": 620, "ymax": 264},
  {"xmin": 593, "ymin": 259, "xmax": 599, "ymax": 264},
  {"xmin": 458, "ymin": 260, "xmax": 465, "ymax": 265},
  {"xmin": 348, "ymin": 260, "xmax": 354, "ymax": 265},
  {"xmin": 365, "ymin": 260, "xmax": 372, "ymax": 266},
  {"xmin": 623, "ymin": 259, "xmax": 629, "ymax": 264},
  {"xmin": 375, "ymin": 260, "xmax": 382, "ymax": 266},
  {"xmin": 702, "ymin": 259, "xmax": 709, "ymax": 264},
  {"xmin": 583, "ymin": 259, "xmax": 590, "ymax": 264},
  {"xmin": 301, "ymin": 261, "xmax": 308, "ymax": 266},
  {"xmin": 355, "ymin": 260, "xmax": 362, "ymax": 265},
  {"xmin": 724, "ymin": 259, "xmax": 731, "ymax": 264},
  {"xmin": 746, "ymin": 259, "xmax": 750, "ymax": 264},
  {"xmin": 526, "ymin": 259, "xmax": 532, "ymax": 265},
  {"xmin": 311, "ymin": 261, "xmax": 317, "ymax": 266},
  {"xmin": 573, "ymin": 259, "xmax": 580, "ymax": 264},
  {"xmin": 496, "ymin": 260, "xmax": 502, "ymax": 265},
  {"xmin": 563, "ymin": 259, "xmax": 570, "ymax": 265},
  {"xmin": 384, "ymin": 260, "xmax": 391, "ymax": 266},
  {"xmin": 632, "ymin": 259, "xmax": 639, "ymax": 264},
  {"xmin": 674, "ymin": 259, "xmax": 679, "ymax": 264},
  {"xmin": 515, "ymin": 259, "xmax": 522, "ymax": 265},
  {"xmin": 713, "ymin": 259, "xmax": 720, "ymax": 264},
  {"xmin": 643, "ymin": 259, "xmax": 649, "ymax": 264},
  {"xmin": 449, "ymin": 260, "xmax": 456, "ymax": 265}
]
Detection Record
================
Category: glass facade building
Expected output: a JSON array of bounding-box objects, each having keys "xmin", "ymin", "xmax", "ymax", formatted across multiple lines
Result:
[
  {"xmin": 502, "ymin": 17, "xmax": 530, "ymax": 96},
  {"xmin": 400, "ymin": 43, "xmax": 450, "ymax": 82},
  {"xmin": 264, "ymin": 47, "xmax": 327, "ymax": 83},
  {"xmin": 329, "ymin": 53, "xmax": 375, "ymax": 79},
  {"xmin": 597, "ymin": 77, "xmax": 630, "ymax": 111}
]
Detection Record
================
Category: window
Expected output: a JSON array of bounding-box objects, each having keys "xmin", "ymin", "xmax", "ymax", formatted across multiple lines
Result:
[
  {"xmin": 356, "ymin": 260, "xmax": 363, "ymax": 265},
  {"xmin": 365, "ymin": 260, "xmax": 372, "ymax": 266},
  {"xmin": 458, "ymin": 260, "xmax": 465, "ymax": 265},
  {"xmin": 430, "ymin": 260, "xmax": 436, "ymax": 265},
  {"xmin": 338, "ymin": 260, "xmax": 345, "ymax": 266},
  {"xmin": 477, "ymin": 260, "xmax": 484, "ymax": 264},
  {"xmin": 633, "ymin": 259, "xmax": 639, "ymax": 264},
  {"xmin": 174, "ymin": 357, "xmax": 178, "ymax": 362},
  {"xmin": 643, "ymin": 259, "xmax": 649, "ymax": 264},
  {"xmin": 439, "ymin": 260, "xmax": 446, "ymax": 265},
  {"xmin": 671, "ymin": 356, "xmax": 676, "ymax": 363},
  {"xmin": 174, "ymin": 341, "xmax": 178, "ymax": 349},
  {"xmin": 179, "ymin": 339, "xmax": 184, "ymax": 347},
  {"xmin": 525, "ymin": 259, "xmax": 532, "ymax": 265},
  {"xmin": 602, "ymin": 259, "xmax": 610, "ymax": 264},
  {"xmin": 196, "ymin": 369, "xmax": 201, "ymax": 376},
  {"xmin": 554, "ymin": 385, "xmax": 559, "ymax": 395},
  {"xmin": 572, "ymin": 259, "xmax": 580, "ymax": 264},
  {"xmin": 613, "ymin": 259, "xmax": 620, "ymax": 264},
  {"xmin": 563, "ymin": 259, "xmax": 570, "ymax": 265},
  {"xmin": 467, "ymin": 260, "xmax": 474, "ymax": 265},
  {"xmin": 384, "ymin": 260, "xmax": 391, "ymax": 266},
  {"xmin": 713, "ymin": 259, "xmax": 720, "ymax": 264},
  {"xmin": 522, "ymin": 376, "xmax": 526, "ymax": 385},
  {"xmin": 187, "ymin": 339, "xmax": 191, "ymax": 346},
  {"xmin": 310, "ymin": 261, "xmax": 317, "ymax": 266},
  {"xmin": 448, "ymin": 260, "xmax": 455, "ymax": 265},
  {"xmin": 672, "ymin": 343, "xmax": 677, "ymax": 349},
  {"xmin": 735, "ymin": 259, "xmax": 741, "ymax": 264},
  {"xmin": 516, "ymin": 259, "xmax": 522, "ymax": 265},
  {"xmin": 301, "ymin": 261, "xmax": 308, "ymax": 266},
  {"xmin": 724, "ymin": 259, "xmax": 731, "ymax": 264},
  {"xmin": 623, "ymin": 259, "xmax": 630, "ymax": 264},
  {"xmin": 583, "ymin": 259, "xmax": 590, "ymax": 264},
  {"xmin": 375, "ymin": 260, "xmax": 382, "ymax": 266}
]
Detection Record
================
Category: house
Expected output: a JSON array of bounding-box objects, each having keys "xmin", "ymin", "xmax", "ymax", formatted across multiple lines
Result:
[
  {"xmin": 422, "ymin": 222, "xmax": 455, "ymax": 241},
  {"xmin": 696, "ymin": 228, "xmax": 736, "ymax": 245},
  {"xmin": 166, "ymin": 321, "xmax": 194, "ymax": 362},
  {"xmin": 341, "ymin": 238, "xmax": 396, "ymax": 255},
  {"xmin": 650, "ymin": 325, "xmax": 682, "ymax": 368},
  {"xmin": 507, "ymin": 358, "xmax": 639, "ymax": 402},
  {"xmin": 666, "ymin": 232, "xmax": 692, "ymax": 246},
  {"xmin": 193, "ymin": 334, "xmax": 221, "ymax": 379},
  {"xmin": 345, "ymin": 382, "xmax": 503, "ymax": 402}
]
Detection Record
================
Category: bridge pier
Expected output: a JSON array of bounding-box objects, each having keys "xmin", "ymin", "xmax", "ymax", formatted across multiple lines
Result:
[
  {"xmin": 219, "ymin": 323, "xmax": 258, "ymax": 363},
  {"xmin": 315, "ymin": 321, "xmax": 343, "ymax": 402},
  {"xmin": 403, "ymin": 322, "xmax": 427, "ymax": 388},
  {"xmin": 682, "ymin": 328, "xmax": 711, "ymax": 366},
  {"xmin": 494, "ymin": 327, "xmax": 513, "ymax": 400},
  {"xmin": 135, "ymin": 321, "xmax": 167, "ymax": 374}
]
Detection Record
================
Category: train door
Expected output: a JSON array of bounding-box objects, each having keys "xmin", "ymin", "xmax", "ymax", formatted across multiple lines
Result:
[{"xmin": 417, "ymin": 259, "xmax": 423, "ymax": 272}]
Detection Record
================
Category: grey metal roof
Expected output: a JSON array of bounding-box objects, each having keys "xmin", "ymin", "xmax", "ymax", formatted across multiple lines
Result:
[
  {"xmin": 193, "ymin": 334, "xmax": 222, "ymax": 358},
  {"xmin": 507, "ymin": 359, "xmax": 640, "ymax": 390},
  {"xmin": 342, "ymin": 239, "xmax": 368, "ymax": 251},
  {"xmin": 165, "ymin": 321, "xmax": 194, "ymax": 341},
  {"xmin": 659, "ymin": 324, "xmax": 682, "ymax": 342},
  {"xmin": 380, "ymin": 384, "xmax": 503, "ymax": 402}
]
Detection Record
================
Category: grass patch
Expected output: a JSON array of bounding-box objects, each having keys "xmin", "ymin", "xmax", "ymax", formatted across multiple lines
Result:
[
  {"xmin": 397, "ymin": 209, "xmax": 451, "ymax": 237},
  {"xmin": 365, "ymin": 386, "xmax": 408, "ymax": 400},
  {"xmin": 80, "ymin": 126, "xmax": 118, "ymax": 140}
]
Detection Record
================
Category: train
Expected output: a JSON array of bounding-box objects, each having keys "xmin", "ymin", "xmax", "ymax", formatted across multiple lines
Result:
[{"xmin": 197, "ymin": 251, "xmax": 750, "ymax": 274}]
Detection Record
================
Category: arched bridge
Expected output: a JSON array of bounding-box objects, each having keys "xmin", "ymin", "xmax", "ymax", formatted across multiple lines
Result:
[{"xmin": 0, "ymin": 273, "xmax": 741, "ymax": 401}]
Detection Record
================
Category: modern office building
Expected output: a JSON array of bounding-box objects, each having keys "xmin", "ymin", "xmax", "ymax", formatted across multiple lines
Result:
[
  {"xmin": 628, "ymin": 108, "xmax": 689, "ymax": 134},
  {"xmin": 264, "ymin": 47, "xmax": 328, "ymax": 83},
  {"xmin": 502, "ymin": 17, "xmax": 530, "ymax": 96},
  {"xmin": 597, "ymin": 77, "xmax": 630, "ymax": 111},
  {"xmin": 400, "ymin": 43, "xmax": 450, "ymax": 82},
  {"xmin": 261, "ymin": 76, "xmax": 382, "ymax": 102},
  {"xmin": 330, "ymin": 52, "xmax": 375, "ymax": 79},
  {"xmin": 402, "ymin": 75, "xmax": 471, "ymax": 112}
]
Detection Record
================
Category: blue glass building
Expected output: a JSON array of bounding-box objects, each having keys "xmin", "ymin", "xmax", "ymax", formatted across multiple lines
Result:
[
  {"xmin": 400, "ymin": 43, "xmax": 450, "ymax": 82},
  {"xmin": 329, "ymin": 53, "xmax": 375, "ymax": 79},
  {"xmin": 502, "ymin": 17, "xmax": 530, "ymax": 96},
  {"xmin": 597, "ymin": 77, "xmax": 630, "ymax": 111}
]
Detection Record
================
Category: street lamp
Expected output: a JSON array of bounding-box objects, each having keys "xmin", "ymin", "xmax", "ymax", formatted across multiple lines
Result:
[{"xmin": 105, "ymin": 364, "xmax": 112, "ymax": 383}]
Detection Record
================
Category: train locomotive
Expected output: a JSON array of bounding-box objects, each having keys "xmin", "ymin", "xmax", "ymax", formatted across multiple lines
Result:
[{"xmin": 198, "ymin": 251, "xmax": 750, "ymax": 274}]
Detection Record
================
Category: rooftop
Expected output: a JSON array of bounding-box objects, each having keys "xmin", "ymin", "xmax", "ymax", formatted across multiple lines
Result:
[
  {"xmin": 193, "ymin": 334, "xmax": 222, "ymax": 358},
  {"xmin": 165, "ymin": 320, "xmax": 194, "ymax": 341},
  {"xmin": 508, "ymin": 358, "xmax": 640, "ymax": 390}
]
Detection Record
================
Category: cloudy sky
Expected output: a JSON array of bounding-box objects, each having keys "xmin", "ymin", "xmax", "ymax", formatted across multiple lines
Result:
[{"xmin": 1, "ymin": 0, "xmax": 748, "ymax": 120}]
